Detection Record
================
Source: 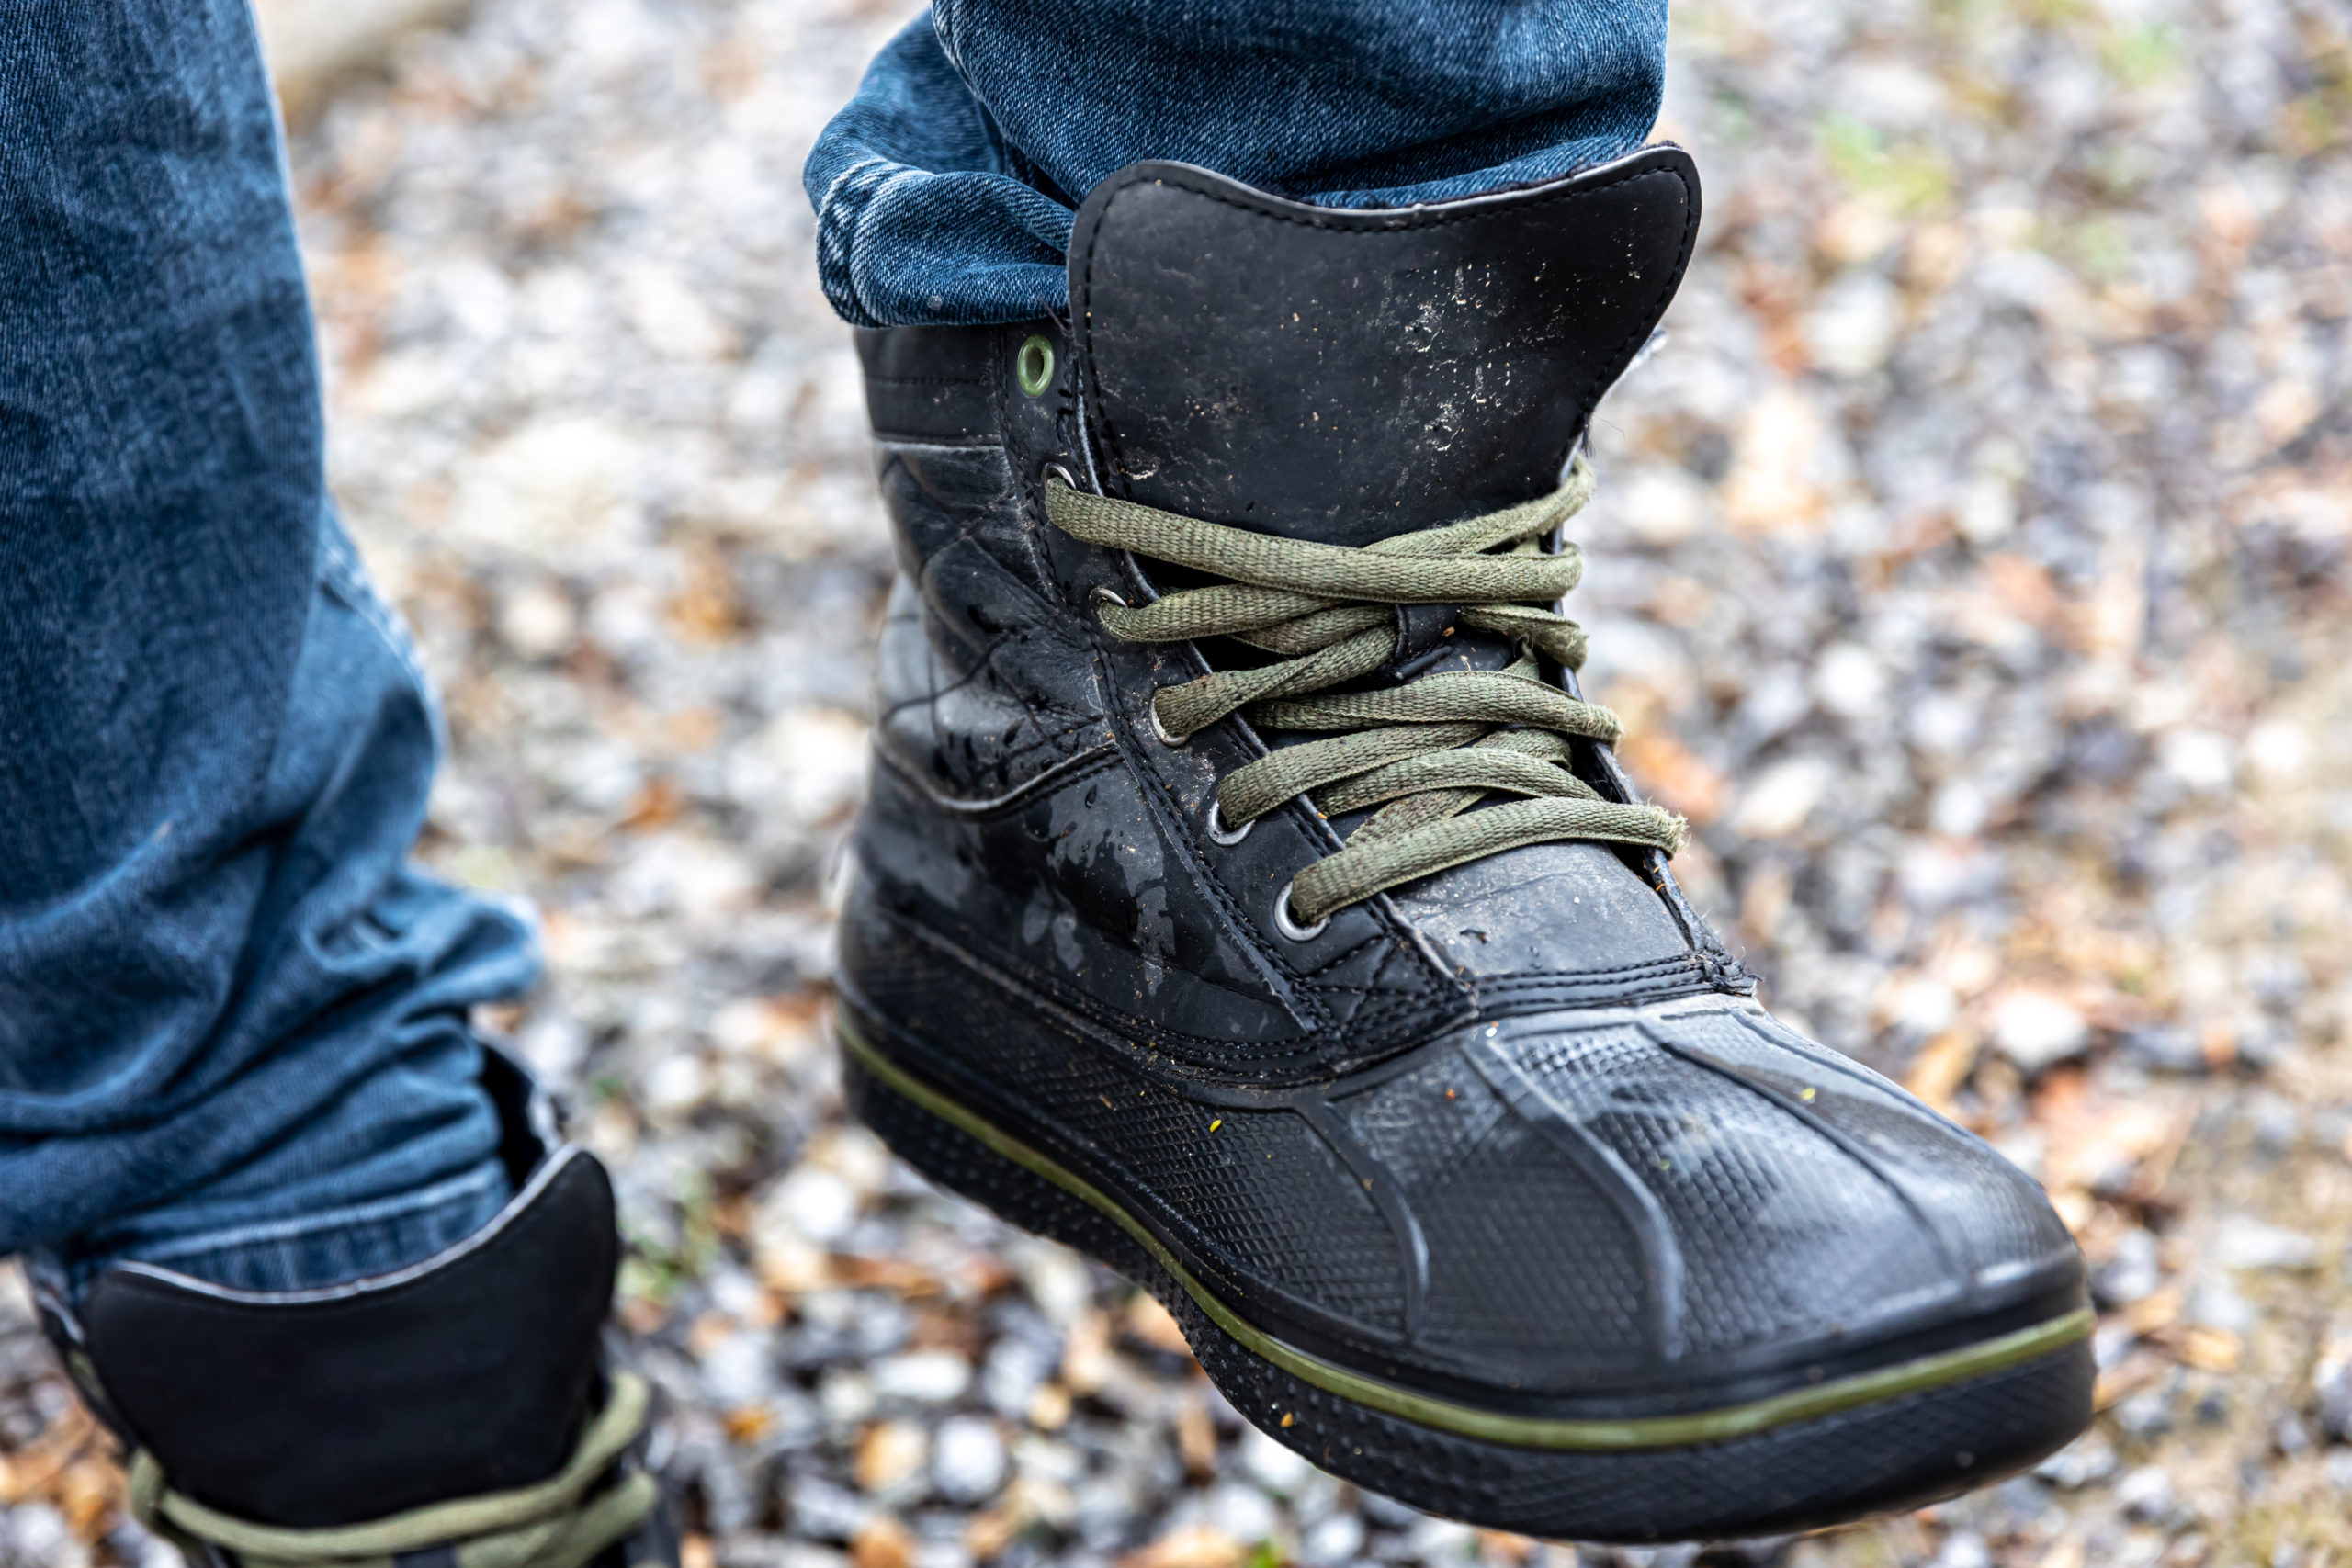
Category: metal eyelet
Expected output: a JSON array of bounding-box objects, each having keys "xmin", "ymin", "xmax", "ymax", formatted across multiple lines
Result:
[
  {"xmin": 1016, "ymin": 335, "xmax": 1056, "ymax": 398},
  {"xmin": 1148, "ymin": 702, "xmax": 1188, "ymax": 748},
  {"xmin": 1274, "ymin": 880, "xmax": 1329, "ymax": 942},
  {"xmin": 1091, "ymin": 585, "xmax": 1130, "ymax": 612},
  {"xmin": 1041, "ymin": 461, "xmax": 1078, "ymax": 491},
  {"xmin": 1205, "ymin": 798, "xmax": 1253, "ymax": 846}
]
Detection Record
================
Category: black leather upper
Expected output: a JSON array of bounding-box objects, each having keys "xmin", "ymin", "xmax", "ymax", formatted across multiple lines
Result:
[
  {"xmin": 852, "ymin": 148, "xmax": 1746, "ymax": 1081},
  {"xmin": 1071, "ymin": 156, "xmax": 1700, "ymax": 545},
  {"xmin": 840, "ymin": 149, "xmax": 2083, "ymax": 1409}
]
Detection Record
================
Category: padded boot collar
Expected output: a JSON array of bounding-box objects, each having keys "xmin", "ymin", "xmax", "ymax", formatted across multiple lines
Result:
[
  {"xmin": 40, "ymin": 1047, "xmax": 626, "ymax": 1532},
  {"xmin": 1068, "ymin": 146, "xmax": 1701, "ymax": 547}
]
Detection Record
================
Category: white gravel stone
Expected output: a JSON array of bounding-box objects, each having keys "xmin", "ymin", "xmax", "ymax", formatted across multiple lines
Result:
[
  {"xmin": 1203, "ymin": 1483, "xmax": 1281, "ymax": 1546},
  {"xmin": 932, "ymin": 1415, "xmax": 1009, "ymax": 1503},
  {"xmin": 1300, "ymin": 1512, "xmax": 1365, "ymax": 1566},
  {"xmin": 2214, "ymin": 1217, "xmax": 2320, "ymax": 1272},
  {"xmin": 1237, "ymin": 1428, "xmax": 1312, "ymax": 1495},
  {"xmin": 699, "ymin": 1328, "xmax": 777, "ymax": 1406},
  {"xmin": 1811, "ymin": 642, "xmax": 1887, "ymax": 721},
  {"xmin": 873, "ymin": 1349, "xmax": 974, "ymax": 1404},
  {"xmin": 2118, "ymin": 1464, "xmax": 2176, "ymax": 1524},
  {"xmin": 1804, "ymin": 271, "xmax": 1904, "ymax": 377},
  {"xmin": 1731, "ymin": 757, "xmax": 1834, "ymax": 840},
  {"xmin": 1396, "ymin": 1516, "xmax": 1476, "ymax": 1566},
  {"xmin": 979, "ymin": 1335, "xmax": 1054, "ymax": 1420},
  {"xmin": 0, "ymin": 1506, "xmax": 87, "ymax": 1568},
  {"xmin": 1990, "ymin": 992, "xmax": 2090, "ymax": 1075},
  {"xmin": 763, "ymin": 1166, "xmax": 860, "ymax": 1247}
]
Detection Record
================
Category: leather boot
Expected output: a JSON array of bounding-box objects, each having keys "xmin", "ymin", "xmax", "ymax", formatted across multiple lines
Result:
[
  {"xmin": 39, "ymin": 1049, "xmax": 674, "ymax": 1568},
  {"xmin": 833, "ymin": 146, "xmax": 2092, "ymax": 1541}
]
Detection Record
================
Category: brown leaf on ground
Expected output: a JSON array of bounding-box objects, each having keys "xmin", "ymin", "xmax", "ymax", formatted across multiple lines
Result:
[
  {"xmin": 1124, "ymin": 1292, "xmax": 1194, "ymax": 1359},
  {"xmin": 1118, "ymin": 1526, "xmax": 1249, "ymax": 1568},
  {"xmin": 967, "ymin": 1507, "xmax": 1024, "ymax": 1562},
  {"xmin": 854, "ymin": 1421, "xmax": 929, "ymax": 1495},
  {"xmin": 1476, "ymin": 1531, "xmax": 1536, "ymax": 1563},
  {"xmin": 1618, "ymin": 728, "xmax": 1730, "ymax": 824},
  {"xmin": 2030, "ymin": 1068, "xmax": 2190, "ymax": 1198},
  {"xmin": 2164, "ymin": 1325, "xmax": 2244, "ymax": 1373},
  {"xmin": 1903, "ymin": 1029, "xmax": 1980, "ymax": 1112},
  {"xmin": 852, "ymin": 1517, "xmax": 916, "ymax": 1568},
  {"xmin": 1174, "ymin": 1388, "xmax": 1219, "ymax": 1481},
  {"xmin": 1061, "ymin": 1308, "xmax": 1115, "ymax": 1395}
]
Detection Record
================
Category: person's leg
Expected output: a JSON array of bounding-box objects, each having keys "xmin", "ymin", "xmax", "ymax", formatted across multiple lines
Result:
[
  {"xmin": 0, "ymin": 0, "xmax": 528, "ymax": 1295},
  {"xmin": 807, "ymin": 0, "xmax": 1665, "ymax": 326},
  {"xmin": 6, "ymin": 15, "xmax": 673, "ymax": 1557}
]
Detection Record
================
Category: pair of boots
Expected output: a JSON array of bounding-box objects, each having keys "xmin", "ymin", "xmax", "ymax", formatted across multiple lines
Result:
[{"xmin": 52, "ymin": 147, "xmax": 2089, "ymax": 1558}]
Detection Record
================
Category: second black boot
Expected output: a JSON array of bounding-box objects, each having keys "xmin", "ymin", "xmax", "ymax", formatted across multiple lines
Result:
[
  {"xmin": 38, "ymin": 1050, "xmax": 674, "ymax": 1568},
  {"xmin": 834, "ymin": 146, "xmax": 2093, "ymax": 1542}
]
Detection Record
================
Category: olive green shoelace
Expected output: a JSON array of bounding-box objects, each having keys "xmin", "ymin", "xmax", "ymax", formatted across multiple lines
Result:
[
  {"xmin": 1044, "ymin": 457, "xmax": 1686, "ymax": 927},
  {"xmin": 127, "ymin": 1371, "xmax": 659, "ymax": 1568}
]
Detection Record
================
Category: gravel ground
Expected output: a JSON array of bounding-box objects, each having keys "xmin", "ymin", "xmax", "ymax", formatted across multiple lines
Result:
[{"xmin": 6, "ymin": 0, "xmax": 2352, "ymax": 1563}]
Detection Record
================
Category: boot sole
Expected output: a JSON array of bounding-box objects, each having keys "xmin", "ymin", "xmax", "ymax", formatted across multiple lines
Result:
[{"xmin": 836, "ymin": 1009, "xmax": 2094, "ymax": 1543}]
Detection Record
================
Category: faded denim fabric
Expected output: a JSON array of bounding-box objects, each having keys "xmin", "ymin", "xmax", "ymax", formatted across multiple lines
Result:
[
  {"xmin": 806, "ymin": 0, "xmax": 1668, "ymax": 327},
  {"xmin": 2, "ymin": 0, "xmax": 1663, "ymax": 1297},
  {"xmin": 1, "ymin": 0, "xmax": 531, "ymax": 1294}
]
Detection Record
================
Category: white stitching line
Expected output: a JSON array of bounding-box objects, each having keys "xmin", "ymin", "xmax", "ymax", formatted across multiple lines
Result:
[
  {"xmin": 108, "ymin": 1145, "xmax": 587, "ymax": 1306},
  {"xmin": 115, "ymin": 1161, "xmax": 507, "ymax": 1268}
]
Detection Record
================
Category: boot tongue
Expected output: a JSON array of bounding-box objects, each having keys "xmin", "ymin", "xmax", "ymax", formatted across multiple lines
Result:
[{"xmin": 1067, "ymin": 148, "xmax": 1700, "ymax": 547}]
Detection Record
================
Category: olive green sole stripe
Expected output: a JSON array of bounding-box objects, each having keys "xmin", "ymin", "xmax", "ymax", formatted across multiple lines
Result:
[{"xmin": 837, "ymin": 1016, "xmax": 2094, "ymax": 1452}]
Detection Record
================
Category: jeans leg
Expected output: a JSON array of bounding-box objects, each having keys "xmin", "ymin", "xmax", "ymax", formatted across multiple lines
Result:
[
  {"xmin": 0, "ymin": 0, "xmax": 533, "ymax": 1293},
  {"xmin": 807, "ymin": 0, "xmax": 1668, "ymax": 327}
]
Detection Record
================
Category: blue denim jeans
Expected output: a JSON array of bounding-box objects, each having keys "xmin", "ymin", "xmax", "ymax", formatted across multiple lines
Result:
[
  {"xmin": 6, "ymin": 0, "xmax": 1661, "ymax": 1299},
  {"xmin": 1, "ymin": 0, "xmax": 529, "ymax": 1295},
  {"xmin": 806, "ymin": 0, "xmax": 1668, "ymax": 327}
]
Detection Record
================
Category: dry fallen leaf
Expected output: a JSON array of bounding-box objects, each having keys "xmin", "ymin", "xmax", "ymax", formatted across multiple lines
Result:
[
  {"xmin": 1476, "ymin": 1530, "xmax": 1535, "ymax": 1564},
  {"xmin": 2037, "ymin": 1538, "xmax": 2087, "ymax": 1568},
  {"xmin": 853, "ymin": 1516, "xmax": 916, "ymax": 1568},
  {"xmin": 1904, "ymin": 1029, "xmax": 1980, "ymax": 1112},
  {"xmin": 854, "ymin": 1420, "xmax": 929, "ymax": 1495},
  {"xmin": 1118, "ymin": 1526, "xmax": 1249, "ymax": 1568},
  {"xmin": 1618, "ymin": 728, "xmax": 1729, "ymax": 823},
  {"xmin": 1026, "ymin": 1382, "xmax": 1072, "ymax": 1431},
  {"xmin": 1125, "ymin": 1292, "xmax": 1194, "ymax": 1358},
  {"xmin": 967, "ymin": 1507, "xmax": 1023, "ymax": 1562},
  {"xmin": 1062, "ymin": 1308, "xmax": 1115, "ymax": 1395},
  {"xmin": 1174, "ymin": 1390, "xmax": 1219, "ymax": 1481},
  {"xmin": 2167, "ymin": 1325, "xmax": 2243, "ymax": 1373},
  {"xmin": 2124, "ymin": 1284, "xmax": 2183, "ymax": 1337},
  {"xmin": 724, "ymin": 1404, "xmax": 775, "ymax": 1444}
]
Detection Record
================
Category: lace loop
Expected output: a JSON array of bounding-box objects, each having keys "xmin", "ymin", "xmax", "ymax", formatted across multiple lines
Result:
[{"xmin": 1044, "ymin": 460, "xmax": 1686, "ymax": 924}]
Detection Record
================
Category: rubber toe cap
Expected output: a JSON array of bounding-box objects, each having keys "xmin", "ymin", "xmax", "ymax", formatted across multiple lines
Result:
[{"xmin": 1332, "ymin": 999, "xmax": 2083, "ymax": 1395}]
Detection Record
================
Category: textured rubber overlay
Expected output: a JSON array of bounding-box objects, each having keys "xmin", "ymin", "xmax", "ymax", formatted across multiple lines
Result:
[{"xmin": 842, "ymin": 1018, "xmax": 2095, "ymax": 1540}]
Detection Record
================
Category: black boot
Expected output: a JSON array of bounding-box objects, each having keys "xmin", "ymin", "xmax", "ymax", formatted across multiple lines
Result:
[
  {"xmin": 39, "ymin": 1050, "xmax": 674, "ymax": 1568},
  {"xmin": 834, "ymin": 146, "xmax": 2092, "ymax": 1542}
]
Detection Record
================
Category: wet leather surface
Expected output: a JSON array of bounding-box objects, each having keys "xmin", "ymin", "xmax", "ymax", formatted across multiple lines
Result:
[
  {"xmin": 850, "ymin": 151, "xmax": 1736, "ymax": 1074},
  {"xmin": 1072, "ymin": 152, "xmax": 1702, "ymax": 546},
  {"xmin": 838, "ymin": 152, "xmax": 2083, "ymax": 1402}
]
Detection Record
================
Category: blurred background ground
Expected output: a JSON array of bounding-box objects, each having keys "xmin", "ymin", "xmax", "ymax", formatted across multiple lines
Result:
[{"xmin": 5, "ymin": 0, "xmax": 2351, "ymax": 1563}]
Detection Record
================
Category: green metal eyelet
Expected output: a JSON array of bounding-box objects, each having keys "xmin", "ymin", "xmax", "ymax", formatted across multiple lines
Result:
[{"xmin": 1015, "ymin": 334, "xmax": 1055, "ymax": 397}]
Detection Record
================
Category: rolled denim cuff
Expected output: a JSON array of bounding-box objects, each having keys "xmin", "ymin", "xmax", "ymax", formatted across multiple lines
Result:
[
  {"xmin": 52, "ymin": 1157, "xmax": 511, "ymax": 1302},
  {"xmin": 812, "ymin": 156, "xmax": 1072, "ymax": 329}
]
